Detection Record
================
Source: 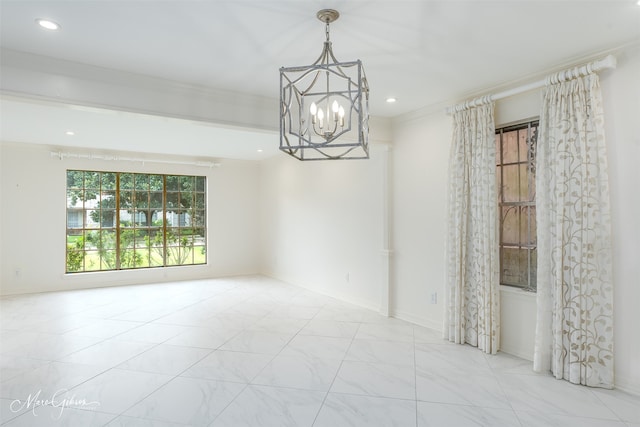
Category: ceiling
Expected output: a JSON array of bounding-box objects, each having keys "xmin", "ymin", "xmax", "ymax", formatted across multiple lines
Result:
[
  {"xmin": 1, "ymin": 0, "xmax": 639, "ymax": 160},
  {"xmin": 0, "ymin": 96, "xmax": 278, "ymax": 160}
]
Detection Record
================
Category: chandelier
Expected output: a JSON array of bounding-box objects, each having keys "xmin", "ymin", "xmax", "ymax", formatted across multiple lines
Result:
[{"xmin": 279, "ymin": 9, "xmax": 369, "ymax": 160}]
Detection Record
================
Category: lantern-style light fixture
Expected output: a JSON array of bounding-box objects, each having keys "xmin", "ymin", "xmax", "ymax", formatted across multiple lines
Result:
[{"xmin": 279, "ymin": 9, "xmax": 369, "ymax": 160}]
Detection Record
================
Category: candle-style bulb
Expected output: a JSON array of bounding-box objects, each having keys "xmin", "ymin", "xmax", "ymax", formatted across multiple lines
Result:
[
  {"xmin": 332, "ymin": 100, "xmax": 339, "ymax": 121},
  {"xmin": 310, "ymin": 102, "xmax": 317, "ymax": 116}
]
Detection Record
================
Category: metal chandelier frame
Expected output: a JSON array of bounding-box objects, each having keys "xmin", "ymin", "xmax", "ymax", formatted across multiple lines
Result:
[{"xmin": 279, "ymin": 9, "xmax": 370, "ymax": 161}]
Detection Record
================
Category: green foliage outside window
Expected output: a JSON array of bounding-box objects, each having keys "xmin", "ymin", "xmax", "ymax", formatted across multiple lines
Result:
[
  {"xmin": 66, "ymin": 170, "xmax": 206, "ymax": 273},
  {"xmin": 66, "ymin": 236, "xmax": 85, "ymax": 272}
]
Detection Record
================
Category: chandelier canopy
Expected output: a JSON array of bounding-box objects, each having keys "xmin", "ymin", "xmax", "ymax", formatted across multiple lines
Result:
[{"xmin": 279, "ymin": 9, "xmax": 369, "ymax": 161}]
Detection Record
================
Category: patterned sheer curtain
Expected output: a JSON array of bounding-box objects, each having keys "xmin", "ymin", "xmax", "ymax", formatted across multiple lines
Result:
[
  {"xmin": 444, "ymin": 102, "xmax": 500, "ymax": 354},
  {"xmin": 533, "ymin": 72, "xmax": 614, "ymax": 388}
]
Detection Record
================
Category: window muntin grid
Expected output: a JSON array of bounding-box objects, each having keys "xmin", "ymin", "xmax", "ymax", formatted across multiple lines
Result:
[
  {"xmin": 66, "ymin": 171, "xmax": 206, "ymax": 273},
  {"xmin": 496, "ymin": 120, "xmax": 538, "ymax": 291}
]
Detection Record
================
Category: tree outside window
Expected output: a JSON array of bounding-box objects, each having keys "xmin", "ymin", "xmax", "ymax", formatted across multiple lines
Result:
[{"xmin": 66, "ymin": 170, "xmax": 206, "ymax": 273}]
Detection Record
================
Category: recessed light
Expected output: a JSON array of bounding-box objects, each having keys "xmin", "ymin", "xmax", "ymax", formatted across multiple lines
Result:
[
  {"xmin": 65, "ymin": 131, "xmax": 75, "ymax": 136},
  {"xmin": 257, "ymin": 149, "xmax": 263, "ymax": 153},
  {"xmin": 386, "ymin": 97, "xmax": 397, "ymax": 103},
  {"xmin": 36, "ymin": 18, "xmax": 60, "ymax": 31}
]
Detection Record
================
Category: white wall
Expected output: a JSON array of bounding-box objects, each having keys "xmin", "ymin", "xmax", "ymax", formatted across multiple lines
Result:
[
  {"xmin": 389, "ymin": 93, "xmax": 540, "ymax": 355},
  {"xmin": 259, "ymin": 146, "xmax": 387, "ymax": 311},
  {"xmin": 389, "ymin": 45, "xmax": 640, "ymax": 394},
  {"xmin": 601, "ymin": 46, "xmax": 640, "ymax": 395},
  {"xmin": 0, "ymin": 142, "xmax": 261, "ymax": 295},
  {"xmin": 389, "ymin": 111, "xmax": 451, "ymax": 329}
]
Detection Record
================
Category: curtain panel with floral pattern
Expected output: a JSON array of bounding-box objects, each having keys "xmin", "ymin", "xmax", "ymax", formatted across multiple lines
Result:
[
  {"xmin": 444, "ymin": 103, "xmax": 500, "ymax": 355},
  {"xmin": 533, "ymin": 73, "xmax": 614, "ymax": 388}
]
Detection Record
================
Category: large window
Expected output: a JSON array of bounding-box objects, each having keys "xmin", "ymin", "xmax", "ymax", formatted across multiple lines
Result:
[
  {"xmin": 496, "ymin": 120, "xmax": 538, "ymax": 291},
  {"xmin": 66, "ymin": 170, "xmax": 206, "ymax": 273}
]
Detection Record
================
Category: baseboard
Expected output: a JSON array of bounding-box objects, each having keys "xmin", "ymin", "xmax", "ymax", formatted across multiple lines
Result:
[
  {"xmin": 261, "ymin": 272, "xmax": 381, "ymax": 314},
  {"xmin": 389, "ymin": 308, "xmax": 443, "ymax": 332},
  {"xmin": 0, "ymin": 270, "xmax": 260, "ymax": 297},
  {"xmin": 615, "ymin": 378, "xmax": 640, "ymax": 396},
  {"xmin": 499, "ymin": 344, "xmax": 534, "ymax": 361}
]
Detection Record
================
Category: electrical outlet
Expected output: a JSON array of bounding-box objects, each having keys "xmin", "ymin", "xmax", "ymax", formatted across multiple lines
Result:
[{"xmin": 430, "ymin": 292, "xmax": 437, "ymax": 304}]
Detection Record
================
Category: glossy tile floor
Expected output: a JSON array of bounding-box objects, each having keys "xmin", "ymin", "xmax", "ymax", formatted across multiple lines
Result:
[{"xmin": 1, "ymin": 276, "xmax": 638, "ymax": 426}]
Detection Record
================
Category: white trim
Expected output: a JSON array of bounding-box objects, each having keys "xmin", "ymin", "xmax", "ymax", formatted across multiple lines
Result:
[
  {"xmin": 0, "ymin": 48, "xmax": 278, "ymax": 133},
  {"xmin": 379, "ymin": 145, "xmax": 392, "ymax": 316},
  {"xmin": 50, "ymin": 150, "xmax": 221, "ymax": 168},
  {"xmin": 391, "ymin": 308, "xmax": 443, "ymax": 331},
  {"xmin": 499, "ymin": 344, "xmax": 533, "ymax": 362},
  {"xmin": 499, "ymin": 284, "xmax": 537, "ymax": 299},
  {"xmin": 615, "ymin": 379, "xmax": 640, "ymax": 397}
]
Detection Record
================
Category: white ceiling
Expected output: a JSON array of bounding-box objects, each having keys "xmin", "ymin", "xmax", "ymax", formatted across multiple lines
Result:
[
  {"xmin": 0, "ymin": 96, "xmax": 279, "ymax": 160},
  {"xmin": 1, "ymin": 0, "xmax": 639, "ymax": 159}
]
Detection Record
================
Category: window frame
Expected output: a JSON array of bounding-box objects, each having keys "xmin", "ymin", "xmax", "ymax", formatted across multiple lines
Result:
[
  {"xmin": 495, "ymin": 119, "xmax": 538, "ymax": 292},
  {"xmin": 65, "ymin": 170, "xmax": 207, "ymax": 273}
]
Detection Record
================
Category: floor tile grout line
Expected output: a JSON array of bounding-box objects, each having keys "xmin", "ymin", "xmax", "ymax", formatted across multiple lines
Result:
[
  {"xmin": 107, "ymin": 345, "xmax": 220, "ymax": 424},
  {"xmin": 589, "ymin": 386, "xmax": 629, "ymax": 423},
  {"xmin": 101, "ymin": 284, "xmax": 287, "ymax": 425},
  {"xmin": 309, "ymin": 319, "xmax": 364, "ymax": 426},
  {"xmin": 484, "ymin": 351, "xmax": 526, "ymax": 427},
  {"xmin": 202, "ymin": 289, "xmax": 325, "ymax": 426},
  {"xmin": 214, "ymin": 303, "xmax": 321, "ymax": 425},
  {"xmin": 38, "ymin": 297, "xmax": 258, "ymax": 424},
  {"xmin": 492, "ymin": 367, "xmax": 629, "ymax": 424},
  {"xmin": 3, "ymin": 277, "xmax": 637, "ymax": 426}
]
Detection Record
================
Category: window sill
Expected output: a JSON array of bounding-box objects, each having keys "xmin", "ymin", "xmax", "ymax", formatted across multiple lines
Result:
[{"xmin": 500, "ymin": 285, "xmax": 537, "ymax": 298}]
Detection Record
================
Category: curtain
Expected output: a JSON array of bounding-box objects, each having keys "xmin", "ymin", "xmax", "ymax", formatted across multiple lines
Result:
[
  {"xmin": 533, "ymin": 73, "xmax": 614, "ymax": 388},
  {"xmin": 444, "ymin": 103, "xmax": 500, "ymax": 354}
]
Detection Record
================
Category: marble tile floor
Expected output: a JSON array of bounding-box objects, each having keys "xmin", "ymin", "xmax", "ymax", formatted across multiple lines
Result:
[{"xmin": 0, "ymin": 276, "xmax": 638, "ymax": 426}]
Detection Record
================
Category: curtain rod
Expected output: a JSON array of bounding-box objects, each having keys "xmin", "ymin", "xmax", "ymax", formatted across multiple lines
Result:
[
  {"xmin": 50, "ymin": 151, "xmax": 220, "ymax": 168},
  {"xmin": 446, "ymin": 54, "xmax": 617, "ymax": 114}
]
